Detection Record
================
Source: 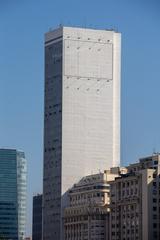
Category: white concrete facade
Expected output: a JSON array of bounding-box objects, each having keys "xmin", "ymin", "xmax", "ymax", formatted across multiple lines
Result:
[{"xmin": 43, "ymin": 26, "xmax": 121, "ymax": 240}]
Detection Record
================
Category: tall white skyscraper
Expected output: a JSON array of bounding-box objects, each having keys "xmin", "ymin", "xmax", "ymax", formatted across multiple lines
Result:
[{"xmin": 43, "ymin": 26, "xmax": 121, "ymax": 240}]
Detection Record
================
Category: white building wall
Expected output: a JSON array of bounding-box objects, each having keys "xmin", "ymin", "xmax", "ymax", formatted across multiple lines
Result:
[
  {"xmin": 62, "ymin": 27, "xmax": 121, "ymax": 196},
  {"xmin": 43, "ymin": 26, "xmax": 121, "ymax": 240},
  {"xmin": 113, "ymin": 33, "xmax": 121, "ymax": 167}
]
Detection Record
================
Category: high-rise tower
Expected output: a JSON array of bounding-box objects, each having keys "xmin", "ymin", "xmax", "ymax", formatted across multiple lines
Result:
[
  {"xmin": 32, "ymin": 194, "xmax": 42, "ymax": 240},
  {"xmin": 43, "ymin": 26, "xmax": 121, "ymax": 240},
  {"xmin": 0, "ymin": 149, "xmax": 27, "ymax": 240}
]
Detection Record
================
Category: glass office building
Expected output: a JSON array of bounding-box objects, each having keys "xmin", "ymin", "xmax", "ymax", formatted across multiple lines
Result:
[{"xmin": 0, "ymin": 149, "xmax": 27, "ymax": 240}]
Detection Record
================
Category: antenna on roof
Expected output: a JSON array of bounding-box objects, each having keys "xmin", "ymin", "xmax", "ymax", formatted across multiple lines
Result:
[{"xmin": 153, "ymin": 147, "xmax": 157, "ymax": 155}]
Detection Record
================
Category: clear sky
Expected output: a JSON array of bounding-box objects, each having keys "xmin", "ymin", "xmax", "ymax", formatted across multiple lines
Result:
[{"xmin": 0, "ymin": 0, "xmax": 160, "ymax": 235}]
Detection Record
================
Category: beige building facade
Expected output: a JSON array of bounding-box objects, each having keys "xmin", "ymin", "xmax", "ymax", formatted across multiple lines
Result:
[
  {"xmin": 63, "ymin": 154, "xmax": 160, "ymax": 240},
  {"xmin": 109, "ymin": 154, "xmax": 160, "ymax": 240},
  {"xmin": 64, "ymin": 168, "xmax": 125, "ymax": 240}
]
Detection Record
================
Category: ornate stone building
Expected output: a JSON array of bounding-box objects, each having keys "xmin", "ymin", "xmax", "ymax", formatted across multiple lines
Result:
[{"xmin": 64, "ymin": 168, "xmax": 126, "ymax": 240}]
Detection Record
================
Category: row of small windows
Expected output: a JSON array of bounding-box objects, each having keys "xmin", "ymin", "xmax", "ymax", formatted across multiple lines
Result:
[
  {"xmin": 112, "ymin": 228, "xmax": 139, "ymax": 233},
  {"xmin": 46, "ymin": 74, "xmax": 62, "ymax": 80},
  {"xmin": 0, "ymin": 222, "xmax": 17, "ymax": 226},
  {"xmin": 45, "ymin": 146, "xmax": 61, "ymax": 152},
  {"xmin": 47, "ymin": 103, "xmax": 61, "ymax": 109},
  {"xmin": 65, "ymin": 214, "xmax": 105, "ymax": 222},
  {"xmin": 0, "ymin": 202, "xmax": 15, "ymax": 206},
  {"xmin": 45, "ymin": 110, "xmax": 62, "ymax": 117},
  {"xmin": 0, "ymin": 183, "xmax": 17, "ymax": 187},
  {"xmin": 70, "ymin": 192, "xmax": 105, "ymax": 201},
  {"xmin": 46, "ymin": 58, "xmax": 62, "ymax": 65},
  {"xmin": 0, "ymin": 171, "xmax": 16, "ymax": 175},
  {"xmin": 70, "ymin": 185, "xmax": 108, "ymax": 193},
  {"xmin": 152, "ymin": 189, "xmax": 160, "ymax": 195},
  {"xmin": 47, "ymin": 43, "xmax": 62, "ymax": 51},
  {"xmin": 0, "ymin": 234, "xmax": 18, "ymax": 239},
  {"xmin": 111, "ymin": 205, "xmax": 138, "ymax": 212},
  {"xmin": 117, "ymin": 188, "xmax": 138, "ymax": 198},
  {"xmin": 0, "ymin": 212, "xmax": 17, "ymax": 216},
  {"xmin": 0, "ymin": 226, "xmax": 17, "ymax": 230},
  {"xmin": 152, "ymin": 181, "xmax": 160, "ymax": 187},
  {"xmin": 153, "ymin": 198, "xmax": 160, "ymax": 203},
  {"xmin": 117, "ymin": 180, "xmax": 138, "ymax": 188},
  {"xmin": 0, "ymin": 207, "xmax": 16, "ymax": 210},
  {"xmin": 0, "ymin": 217, "xmax": 16, "ymax": 221}
]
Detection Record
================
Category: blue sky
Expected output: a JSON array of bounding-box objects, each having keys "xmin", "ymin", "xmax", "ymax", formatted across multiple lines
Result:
[{"xmin": 0, "ymin": 0, "xmax": 160, "ymax": 235}]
